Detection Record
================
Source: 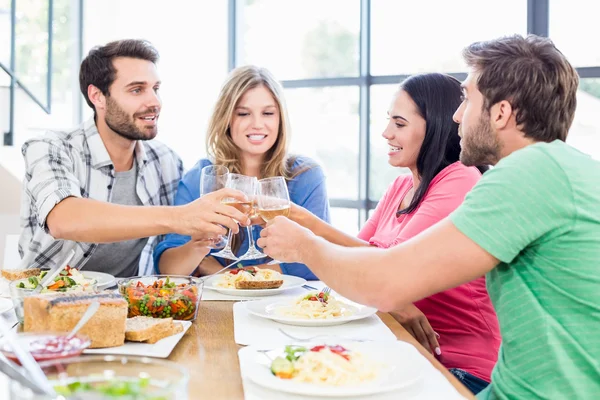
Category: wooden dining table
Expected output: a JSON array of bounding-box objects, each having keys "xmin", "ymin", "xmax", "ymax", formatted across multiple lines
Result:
[{"xmin": 169, "ymin": 301, "xmax": 475, "ymax": 400}]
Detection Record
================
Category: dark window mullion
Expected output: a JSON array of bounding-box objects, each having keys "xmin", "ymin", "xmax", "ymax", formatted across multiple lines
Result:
[{"xmin": 358, "ymin": 0, "xmax": 371, "ymax": 229}]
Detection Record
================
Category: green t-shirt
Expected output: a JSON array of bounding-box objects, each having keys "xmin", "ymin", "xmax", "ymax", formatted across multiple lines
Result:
[{"xmin": 450, "ymin": 140, "xmax": 600, "ymax": 399}]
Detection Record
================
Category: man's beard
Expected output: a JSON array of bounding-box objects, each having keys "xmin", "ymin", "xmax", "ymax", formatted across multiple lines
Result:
[
  {"xmin": 104, "ymin": 96, "xmax": 158, "ymax": 141},
  {"xmin": 459, "ymin": 112, "xmax": 502, "ymax": 166}
]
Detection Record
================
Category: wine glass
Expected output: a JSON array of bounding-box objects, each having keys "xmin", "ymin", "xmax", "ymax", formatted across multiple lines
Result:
[
  {"xmin": 238, "ymin": 176, "xmax": 270, "ymax": 261},
  {"xmin": 211, "ymin": 173, "xmax": 257, "ymax": 260},
  {"xmin": 257, "ymin": 176, "xmax": 291, "ymax": 265},
  {"xmin": 199, "ymin": 165, "xmax": 229, "ymax": 250}
]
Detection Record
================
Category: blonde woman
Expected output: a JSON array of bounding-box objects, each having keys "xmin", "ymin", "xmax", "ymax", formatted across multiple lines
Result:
[{"xmin": 154, "ymin": 66, "xmax": 330, "ymax": 279}]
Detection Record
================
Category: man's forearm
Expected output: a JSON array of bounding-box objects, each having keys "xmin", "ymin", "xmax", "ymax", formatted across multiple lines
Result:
[
  {"xmin": 47, "ymin": 197, "xmax": 177, "ymax": 243},
  {"xmin": 296, "ymin": 221, "xmax": 497, "ymax": 312}
]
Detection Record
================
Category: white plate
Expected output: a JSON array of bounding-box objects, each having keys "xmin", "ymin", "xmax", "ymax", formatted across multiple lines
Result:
[
  {"xmin": 0, "ymin": 298, "xmax": 13, "ymax": 314},
  {"xmin": 244, "ymin": 297, "xmax": 378, "ymax": 327},
  {"xmin": 81, "ymin": 271, "xmax": 116, "ymax": 290},
  {"xmin": 84, "ymin": 320, "xmax": 191, "ymax": 358},
  {"xmin": 204, "ymin": 274, "xmax": 307, "ymax": 297},
  {"xmin": 241, "ymin": 341, "xmax": 424, "ymax": 397}
]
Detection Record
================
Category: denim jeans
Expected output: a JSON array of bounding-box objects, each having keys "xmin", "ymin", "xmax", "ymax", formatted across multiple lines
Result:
[{"xmin": 449, "ymin": 368, "xmax": 490, "ymax": 395}]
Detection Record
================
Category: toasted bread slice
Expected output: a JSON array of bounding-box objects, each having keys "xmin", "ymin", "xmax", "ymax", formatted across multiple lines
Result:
[
  {"xmin": 125, "ymin": 317, "xmax": 174, "ymax": 342},
  {"xmin": 1, "ymin": 268, "xmax": 41, "ymax": 281},
  {"xmin": 144, "ymin": 322, "xmax": 184, "ymax": 344},
  {"xmin": 235, "ymin": 280, "xmax": 283, "ymax": 290}
]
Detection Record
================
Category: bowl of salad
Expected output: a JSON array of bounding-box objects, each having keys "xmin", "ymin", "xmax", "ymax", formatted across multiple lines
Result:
[
  {"xmin": 9, "ymin": 266, "xmax": 98, "ymax": 323},
  {"xmin": 8, "ymin": 355, "xmax": 189, "ymax": 400},
  {"xmin": 118, "ymin": 275, "xmax": 203, "ymax": 321}
]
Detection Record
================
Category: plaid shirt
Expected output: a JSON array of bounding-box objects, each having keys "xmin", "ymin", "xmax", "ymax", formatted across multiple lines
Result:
[{"xmin": 19, "ymin": 118, "xmax": 184, "ymax": 276}]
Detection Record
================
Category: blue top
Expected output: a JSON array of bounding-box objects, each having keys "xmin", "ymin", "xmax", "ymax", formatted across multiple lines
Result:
[{"xmin": 153, "ymin": 156, "xmax": 331, "ymax": 280}]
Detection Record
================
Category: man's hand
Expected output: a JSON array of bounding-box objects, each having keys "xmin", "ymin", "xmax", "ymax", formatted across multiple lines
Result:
[
  {"xmin": 390, "ymin": 304, "xmax": 440, "ymax": 356},
  {"xmin": 257, "ymin": 216, "xmax": 316, "ymax": 262},
  {"xmin": 175, "ymin": 188, "xmax": 251, "ymax": 237}
]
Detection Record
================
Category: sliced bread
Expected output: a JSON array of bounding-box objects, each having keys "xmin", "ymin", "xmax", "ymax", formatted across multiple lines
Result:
[
  {"xmin": 144, "ymin": 322, "xmax": 184, "ymax": 344},
  {"xmin": 125, "ymin": 316, "xmax": 174, "ymax": 342},
  {"xmin": 2, "ymin": 268, "xmax": 41, "ymax": 281},
  {"xmin": 235, "ymin": 280, "xmax": 283, "ymax": 290}
]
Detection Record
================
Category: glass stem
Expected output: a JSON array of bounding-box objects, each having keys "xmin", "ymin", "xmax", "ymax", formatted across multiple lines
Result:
[
  {"xmin": 217, "ymin": 227, "xmax": 236, "ymax": 259},
  {"xmin": 247, "ymin": 225, "xmax": 257, "ymax": 250}
]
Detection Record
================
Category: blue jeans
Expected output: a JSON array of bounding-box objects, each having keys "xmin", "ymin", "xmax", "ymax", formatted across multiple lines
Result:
[{"xmin": 449, "ymin": 368, "xmax": 489, "ymax": 395}]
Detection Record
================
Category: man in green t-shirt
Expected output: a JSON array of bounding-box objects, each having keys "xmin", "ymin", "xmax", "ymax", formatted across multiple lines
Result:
[{"xmin": 257, "ymin": 35, "xmax": 600, "ymax": 399}]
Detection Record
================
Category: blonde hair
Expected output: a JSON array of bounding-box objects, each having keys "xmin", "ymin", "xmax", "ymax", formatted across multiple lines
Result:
[{"xmin": 206, "ymin": 65, "xmax": 299, "ymax": 180}]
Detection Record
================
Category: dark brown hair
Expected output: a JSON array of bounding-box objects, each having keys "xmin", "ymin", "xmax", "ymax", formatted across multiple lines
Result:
[
  {"xmin": 79, "ymin": 39, "xmax": 159, "ymax": 111},
  {"xmin": 463, "ymin": 34, "xmax": 579, "ymax": 142},
  {"xmin": 397, "ymin": 73, "xmax": 487, "ymax": 216}
]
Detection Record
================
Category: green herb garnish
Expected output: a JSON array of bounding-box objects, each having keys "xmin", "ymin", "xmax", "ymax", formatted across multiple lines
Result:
[{"xmin": 284, "ymin": 345, "xmax": 308, "ymax": 362}]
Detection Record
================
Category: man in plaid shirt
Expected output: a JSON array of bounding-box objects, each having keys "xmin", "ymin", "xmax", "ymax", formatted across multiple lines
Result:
[{"xmin": 19, "ymin": 39, "xmax": 248, "ymax": 277}]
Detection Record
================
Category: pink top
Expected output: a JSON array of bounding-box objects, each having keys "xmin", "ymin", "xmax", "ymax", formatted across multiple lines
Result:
[{"xmin": 359, "ymin": 162, "xmax": 501, "ymax": 381}]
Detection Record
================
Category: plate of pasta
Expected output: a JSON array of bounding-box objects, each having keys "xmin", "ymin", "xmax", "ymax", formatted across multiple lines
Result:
[
  {"xmin": 203, "ymin": 267, "xmax": 306, "ymax": 297},
  {"xmin": 244, "ymin": 292, "xmax": 378, "ymax": 326},
  {"xmin": 241, "ymin": 341, "xmax": 423, "ymax": 397}
]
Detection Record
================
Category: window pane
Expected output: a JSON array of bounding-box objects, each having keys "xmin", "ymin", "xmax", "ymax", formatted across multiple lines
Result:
[
  {"xmin": 331, "ymin": 207, "xmax": 359, "ymax": 236},
  {"xmin": 84, "ymin": 0, "xmax": 228, "ymax": 169},
  {"xmin": 568, "ymin": 78, "xmax": 600, "ymax": 160},
  {"xmin": 369, "ymin": 84, "xmax": 410, "ymax": 200},
  {"xmin": 14, "ymin": 1, "xmax": 51, "ymax": 103},
  {"xmin": 7, "ymin": 0, "xmax": 77, "ymax": 144},
  {"xmin": 0, "ymin": 2, "xmax": 10, "ymax": 66},
  {"xmin": 238, "ymin": 0, "xmax": 360, "ymax": 80},
  {"xmin": 550, "ymin": 0, "xmax": 600, "ymax": 67},
  {"xmin": 371, "ymin": 0, "xmax": 527, "ymax": 76},
  {"xmin": 285, "ymin": 86, "xmax": 359, "ymax": 199}
]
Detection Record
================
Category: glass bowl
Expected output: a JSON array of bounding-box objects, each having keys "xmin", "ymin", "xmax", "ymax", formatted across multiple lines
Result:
[
  {"xmin": 118, "ymin": 275, "xmax": 203, "ymax": 321},
  {"xmin": 9, "ymin": 278, "xmax": 98, "ymax": 324},
  {"xmin": 0, "ymin": 332, "xmax": 91, "ymax": 364},
  {"xmin": 8, "ymin": 355, "xmax": 189, "ymax": 400}
]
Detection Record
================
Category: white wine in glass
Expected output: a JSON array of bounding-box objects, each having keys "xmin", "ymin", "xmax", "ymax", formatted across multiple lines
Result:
[
  {"xmin": 257, "ymin": 176, "xmax": 291, "ymax": 265},
  {"xmin": 221, "ymin": 200, "xmax": 254, "ymax": 216},
  {"xmin": 258, "ymin": 204, "xmax": 291, "ymax": 222}
]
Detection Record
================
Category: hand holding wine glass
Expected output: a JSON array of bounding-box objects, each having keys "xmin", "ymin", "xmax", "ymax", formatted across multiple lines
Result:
[
  {"xmin": 257, "ymin": 176, "xmax": 291, "ymax": 264},
  {"xmin": 199, "ymin": 165, "xmax": 230, "ymax": 249},
  {"xmin": 212, "ymin": 173, "xmax": 263, "ymax": 260}
]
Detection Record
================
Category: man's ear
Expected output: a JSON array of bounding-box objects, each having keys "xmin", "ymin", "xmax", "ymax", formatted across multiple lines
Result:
[
  {"xmin": 489, "ymin": 100, "xmax": 513, "ymax": 131},
  {"xmin": 88, "ymin": 85, "xmax": 106, "ymax": 111}
]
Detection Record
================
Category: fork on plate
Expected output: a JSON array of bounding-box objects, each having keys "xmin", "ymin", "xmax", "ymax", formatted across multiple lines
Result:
[
  {"xmin": 278, "ymin": 328, "xmax": 371, "ymax": 343},
  {"xmin": 317, "ymin": 287, "xmax": 331, "ymax": 307}
]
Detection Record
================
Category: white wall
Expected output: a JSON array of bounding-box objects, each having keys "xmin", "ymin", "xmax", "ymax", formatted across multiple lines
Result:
[{"xmin": 0, "ymin": 146, "xmax": 24, "ymax": 268}]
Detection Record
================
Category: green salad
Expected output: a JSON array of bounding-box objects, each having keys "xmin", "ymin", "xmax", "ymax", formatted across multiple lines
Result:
[
  {"xmin": 54, "ymin": 377, "xmax": 169, "ymax": 399},
  {"xmin": 16, "ymin": 266, "xmax": 94, "ymax": 292}
]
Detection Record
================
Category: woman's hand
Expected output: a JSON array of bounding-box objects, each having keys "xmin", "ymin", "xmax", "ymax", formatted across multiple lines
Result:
[
  {"xmin": 390, "ymin": 304, "xmax": 441, "ymax": 356},
  {"xmin": 289, "ymin": 203, "xmax": 315, "ymax": 228}
]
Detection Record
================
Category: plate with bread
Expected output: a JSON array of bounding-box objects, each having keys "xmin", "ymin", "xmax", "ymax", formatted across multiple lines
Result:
[
  {"xmin": 204, "ymin": 267, "xmax": 306, "ymax": 297},
  {"xmin": 84, "ymin": 316, "xmax": 192, "ymax": 358},
  {"xmin": 20, "ymin": 289, "xmax": 192, "ymax": 358}
]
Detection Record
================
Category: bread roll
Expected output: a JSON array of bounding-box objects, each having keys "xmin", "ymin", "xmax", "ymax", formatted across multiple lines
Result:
[{"xmin": 23, "ymin": 292, "xmax": 127, "ymax": 348}]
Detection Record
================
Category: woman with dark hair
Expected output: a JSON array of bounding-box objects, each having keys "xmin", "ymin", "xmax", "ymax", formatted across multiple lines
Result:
[{"xmin": 288, "ymin": 73, "xmax": 499, "ymax": 394}]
